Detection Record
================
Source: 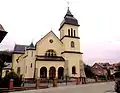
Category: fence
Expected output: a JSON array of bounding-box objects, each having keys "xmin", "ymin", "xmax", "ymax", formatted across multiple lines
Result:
[{"xmin": 0, "ymin": 77, "xmax": 115, "ymax": 92}]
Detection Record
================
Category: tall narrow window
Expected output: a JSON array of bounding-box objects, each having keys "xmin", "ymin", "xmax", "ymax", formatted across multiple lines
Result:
[
  {"xmin": 68, "ymin": 29, "xmax": 70, "ymax": 36},
  {"xmin": 74, "ymin": 30, "xmax": 75, "ymax": 37},
  {"xmin": 31, "ymin": 63, "xmax": 32, "ymax": 68},
  {"xmin": 71, "ymin": 41, "xmax": 75, "ymax": 48},
  {"xmin": 31, "ymin": 51, "xmax": 33, "ymax": 57},
  {"xmin": 71, "ymin": 28, "xmax": 73, "ymax": 37},
  {"xmin": 26, "ymin": 66, "xmax": 27, "ymax": 73},
  {"xmin": 72, "ymin": 66, "xmax": 76, "ymax": 74},
  {"xmin": 48, "ymin": 52, "xmax": 50, "ymax": 57}
]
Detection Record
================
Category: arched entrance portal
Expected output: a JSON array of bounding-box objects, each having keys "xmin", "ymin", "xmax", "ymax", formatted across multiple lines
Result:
[
  {"xmin": 49, "ymin": 66, "xmax": 56, "ymax": 79},
  {"xmin": 40, "ymin": 67, "xmax": 47, "ymax": 78},
  {"xmin": 58, "ymin": 67, "xmax": 64, "ymax": 79}
]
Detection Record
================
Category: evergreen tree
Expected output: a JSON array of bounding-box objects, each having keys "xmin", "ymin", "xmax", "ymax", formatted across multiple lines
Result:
[
  {"xmin": 0, "ymin": 51, "xmax": 12, "ymax": 81},
  {"xmin": 84, "ymin": 64, "xmax": 95, "ymax": 78}
]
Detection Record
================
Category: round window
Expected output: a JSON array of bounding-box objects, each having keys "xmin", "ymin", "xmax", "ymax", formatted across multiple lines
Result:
[{"xmin": 49, "ymin": 39, "xmax": 53, "ymax": 43}]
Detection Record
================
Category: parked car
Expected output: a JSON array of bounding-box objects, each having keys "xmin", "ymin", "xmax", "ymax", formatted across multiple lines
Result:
[{"xmin": 115, "ymin": 80, "xmax": 120, "ymax": 93}]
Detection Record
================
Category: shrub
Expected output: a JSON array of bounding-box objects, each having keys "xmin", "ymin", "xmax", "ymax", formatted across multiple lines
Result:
[
  {"xmin": 114, "ymin": 71, "xmax": 120, "ymax": 78},
  {"xmin": 97, "ymin": 75, "xmax": 105, "ymax": 80},
  {"xmin": 0, "ymin": 71, "xmax": 22, "ymax": 88}
]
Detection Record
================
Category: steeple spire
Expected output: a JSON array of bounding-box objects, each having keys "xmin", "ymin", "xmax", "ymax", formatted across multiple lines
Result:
[
  {"xmin": 26, "ymin": 42, "xmax": 35, "ymax": 50},
  {"xmin": 65, "ymin": 7, "xmax": 73, "ymax": 17},
  {"xmin": 59, "ymin": 7, "xmax": 80, "ymax": 30},
  {"xmin": 29, "ymin": 42, "xmax": 34, "ymax": 48}
]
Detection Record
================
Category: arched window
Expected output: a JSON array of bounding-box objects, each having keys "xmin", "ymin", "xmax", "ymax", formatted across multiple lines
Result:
[
  {"xmin": 71, "ymin": 28, "xmax": 73, "ymax": 37},
  {"xmin": 68, "ymin": 29, "xmax": 70, "ymax": 36},
  {"xmin": 71, "ymin": 41, "xmax": 75, "ymax": 48},
  {"xmin": 72, "ymin": 66, "xmax": 76, "ymax": 74},
  {"xmin": 74, "ymin": 30, "xmax": 75, "ymax": 37},
  {"xmin": 31, "ymin": 51, "xmax": 33, "ymax": 57},
  {"xmin": 45, "ymin": 49, "xmax": 56, "ymax": 57}
]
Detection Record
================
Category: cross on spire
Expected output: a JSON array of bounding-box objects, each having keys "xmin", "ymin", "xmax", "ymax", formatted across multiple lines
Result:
[
  {"xmin": 67, "ymin": 1, "xmax": 69, "ymax": 8},
  {"xmin": 64, "ymin": 0, "xmax": 70, "ymax": 9}
]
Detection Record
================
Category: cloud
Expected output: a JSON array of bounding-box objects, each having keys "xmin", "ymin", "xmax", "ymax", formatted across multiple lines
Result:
[{"xmin": 1, "ymin": 0, "xmax": 120, "ymax": 65}]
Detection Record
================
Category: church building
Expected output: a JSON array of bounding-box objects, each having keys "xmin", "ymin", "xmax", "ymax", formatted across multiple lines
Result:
[{"xmin": 12, "ymin": 8, "xmax": 86, "ymax": 80}]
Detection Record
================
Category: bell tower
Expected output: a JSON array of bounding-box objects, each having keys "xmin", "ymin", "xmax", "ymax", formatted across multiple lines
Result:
[
  {"xmin": 59, "ymin": 7, "xmax": 81, "ymax": 52},
  {"xmin": 59, "ymin": 7, "xmax": 83, "ymax": 77}
]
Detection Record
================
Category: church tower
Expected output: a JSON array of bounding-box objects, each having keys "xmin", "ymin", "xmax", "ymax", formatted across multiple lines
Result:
[{"xmin": 60, "ymin": 7, "xmax": 83, "ymax": 77}]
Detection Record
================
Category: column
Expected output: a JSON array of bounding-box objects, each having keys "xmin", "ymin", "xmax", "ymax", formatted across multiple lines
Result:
[
  {"xmin": 56, "ymin": 68, "xmax": 58, "ymax": 78},
  {"xmin": 35, "ymin": 68, "xmax": 38, "ymax": 79},
  {"xmin": 64, "ymin": 60, "xmax": 69, "ymax": 77}
]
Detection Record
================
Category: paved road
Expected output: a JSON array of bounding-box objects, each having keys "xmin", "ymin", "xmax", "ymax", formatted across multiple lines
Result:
[{"xmin": 11, "ymin": 82, "xmax": 116, "ymax": 93}]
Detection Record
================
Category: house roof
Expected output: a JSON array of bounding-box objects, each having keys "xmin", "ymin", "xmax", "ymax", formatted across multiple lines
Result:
[
  {"xmin": 0, "ymin": 24, "xmax": 5, "ymax": 31},
  {"xmin": 59, "ymin": 7, "xmax": 80, "ymax": 30},
  {"xmin": 98, "ymin": 63, "xmax": 110, "ymax": 67},
  {"xmin": 13, "ymin": 44, "xmax": 28, "ymax": 54},
  {"xmin": 14, "ymin": 31, "xmax": 62, "ymax": 53},
  {"xmin": 0, "ymin": 24, "xmax": 8, "ymax": 43},
  {"xmin": 92, "ymin": 62, "xmax": 111, "ymax": 69}
]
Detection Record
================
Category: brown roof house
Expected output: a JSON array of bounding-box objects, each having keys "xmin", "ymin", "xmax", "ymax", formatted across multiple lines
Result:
[{"xmin": 92, "ymin": 63, "xmax": 115, "ymax": 76}]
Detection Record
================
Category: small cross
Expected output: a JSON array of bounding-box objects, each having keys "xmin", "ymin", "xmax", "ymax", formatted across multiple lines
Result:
[
  {"xmin": 64, "ymin": 0, "xmax": 70, "ymax": 8},
  {"xmin": 67, "ymin": 1, "xmax": 69, "ymax": 8},
  {"xmin": 31, "ymin": 39, "xmax": 34, "ymax": 43}
]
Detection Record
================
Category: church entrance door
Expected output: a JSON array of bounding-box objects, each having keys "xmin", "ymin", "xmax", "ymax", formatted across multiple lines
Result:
[
  {"xmin": 40, "ymin": 67, "xmax": 47, "ymax": 78},
  {"xmin": 58, "ymin": 67, "xmax": 64, "ymax": 79},
  {"xmin": 49, "ymin": 66, "xmax": 56, "ymax": 79}
]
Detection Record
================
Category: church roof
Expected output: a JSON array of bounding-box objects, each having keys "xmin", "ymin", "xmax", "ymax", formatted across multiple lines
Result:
[
  {"xmin": 13, "ymin": 44, "xmax": 28, "ymax": 54},
  {"xmin": 27, "ymin": 42, "xmax": 35, "ymax": 50},
  {"xmin": 35, "ymin": 30, "xmax": 63, "ymax": 47},
  {"xmin": 59, "ymin": 7, "xmax": 80, "ymax": 30}
]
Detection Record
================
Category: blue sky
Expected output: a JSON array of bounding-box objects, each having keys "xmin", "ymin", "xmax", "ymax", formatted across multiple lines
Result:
[{"xmin": 0, "ymin": 0, "xmax": 120, "ymax": 65}]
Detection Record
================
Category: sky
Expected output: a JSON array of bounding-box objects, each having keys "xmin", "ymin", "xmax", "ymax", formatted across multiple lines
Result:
[{"xmin": 0, "ymin": 0, "xmax": 120, "ymax": 65}]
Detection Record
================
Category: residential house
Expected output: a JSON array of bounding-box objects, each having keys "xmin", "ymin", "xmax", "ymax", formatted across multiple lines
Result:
[{"xmin": 92, "ymin": 63, "xmax": 113, "ymax": 76}]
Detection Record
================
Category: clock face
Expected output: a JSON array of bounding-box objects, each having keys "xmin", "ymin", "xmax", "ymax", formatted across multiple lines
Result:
[{"xmin": 49, "ymin": 39, "xmax": 53, "ymax": 43}]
